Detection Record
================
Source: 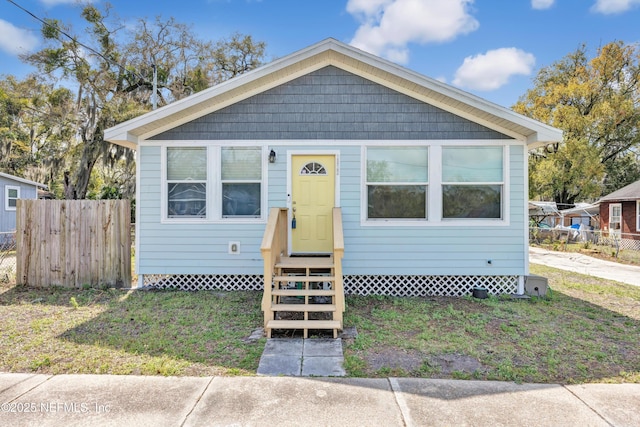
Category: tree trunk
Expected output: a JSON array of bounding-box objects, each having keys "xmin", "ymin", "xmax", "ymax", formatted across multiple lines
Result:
[
  {"xmin": 554, "ymin": 189, "xmax": 576, "ymax": 209},
  {"xmin": 64, "ymin": 137, "xmax": 102, "ymax": 199},
  {"xmin": 63, "ymin": 170, "xmax": 76, "ymax": 199}
]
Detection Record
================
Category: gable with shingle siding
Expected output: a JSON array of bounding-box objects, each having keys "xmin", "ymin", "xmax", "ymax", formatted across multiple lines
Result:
[{"xmin": 151, "ymin": 66, "xmax": 509, "ymax": 141}]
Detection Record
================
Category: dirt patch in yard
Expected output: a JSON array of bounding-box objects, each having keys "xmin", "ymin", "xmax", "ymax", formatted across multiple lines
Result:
[
  {"xmin": 365, "ymin": 348, "xmax": 425, "ymax": 373},
  {"xmin": 428, "ymin": 353, "xmax": 484, "ymax": 375},
  {"xmin": 364, "ymin": 350, "xmax": 484, "ymax": 376}
]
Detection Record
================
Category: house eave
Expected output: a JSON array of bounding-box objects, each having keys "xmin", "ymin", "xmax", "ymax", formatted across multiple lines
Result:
[
  {"xmin": 104, "ymin": 130, "xmax": 139, "ymax": 150},
  {"xmin": 526, "ymin": 128, "xmax": 564, "ymax": 149},
  {"xmin": 0, "ymin": 172, "xmax": 48, "ymax": 189}
]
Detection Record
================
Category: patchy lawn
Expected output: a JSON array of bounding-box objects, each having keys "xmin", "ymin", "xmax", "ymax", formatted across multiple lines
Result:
[
  {"xmin": 343, "ymin": 263, "xmax": 640, "ymax": 383},
  {"xmin": 1, "ymin": 263, "xmax": 638, "ymax": 383},
  {"xmin": 0, "ymin": 286, "xmax": 265, "ymax": 376}
]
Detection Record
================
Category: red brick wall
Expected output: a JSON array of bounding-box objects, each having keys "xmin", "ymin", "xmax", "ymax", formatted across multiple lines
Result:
[{"xmin": 622, "ymin": 201, "xmax": 638, "ymax": 237}]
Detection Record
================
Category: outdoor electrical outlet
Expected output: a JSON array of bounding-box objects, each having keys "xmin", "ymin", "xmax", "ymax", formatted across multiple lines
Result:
[{"xmin": 228, "ymin": 241, "xmax": 240, "ymax": 254}]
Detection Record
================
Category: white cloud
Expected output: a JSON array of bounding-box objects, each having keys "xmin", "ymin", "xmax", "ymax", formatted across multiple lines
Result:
[
  {"xmin": 591, "ymin": 0, "xmax": 640, "ymax": 14},
  {"xmin": 347, "ymin": 0, "xmax": 479, "ymax": 64},
  {"xmin": 453, "ymin": 48, "xmax": 535, "ymax": 91},
  {"xmin": 531, "ymin": 0, "xmax": 555, "ymax": 9},
  {"xmin": 0, "ymin": 19, "xmax": 39, "ymax": 56}
]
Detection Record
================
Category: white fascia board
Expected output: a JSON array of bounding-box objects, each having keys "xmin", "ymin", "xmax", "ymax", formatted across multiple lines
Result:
[
  {"xmin": 103, "ymin": 129, "xmax": 139, "ymax": 150},
  {"xmin": 0, "ymin": 172, "xmax": 47, "ymax": 188}
]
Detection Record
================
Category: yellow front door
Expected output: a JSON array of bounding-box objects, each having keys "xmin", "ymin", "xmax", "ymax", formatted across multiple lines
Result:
[{"xmin": 291, "ymin": 155, "xmax": 335, "ymax": 253}]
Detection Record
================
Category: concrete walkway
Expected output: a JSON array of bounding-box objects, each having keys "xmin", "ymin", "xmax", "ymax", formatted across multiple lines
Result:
[
  {"xmin": 257, "ymin": 338, "xmax": 346, "ymax": 376},
  {"xmin": 529, "ymin": 246, "xmax": 640, "ymax": 287},
  {"xmin": 1, "ymin": 373, "xmax": 638, "ymax": 426}
]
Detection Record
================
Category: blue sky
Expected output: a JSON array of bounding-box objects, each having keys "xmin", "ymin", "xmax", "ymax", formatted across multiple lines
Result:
[{"xmin": 1, "ymin": 0, "xmax": 639, "ymax": 107}]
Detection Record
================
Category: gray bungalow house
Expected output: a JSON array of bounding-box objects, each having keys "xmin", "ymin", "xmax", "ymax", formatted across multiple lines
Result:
[
  {"xmin": 0, "ymin": 172, "xmax": 46, "ymax": 236},
  {"xmin": 105, "ymin": 39, "xmax": 562, "ymax": 337}
]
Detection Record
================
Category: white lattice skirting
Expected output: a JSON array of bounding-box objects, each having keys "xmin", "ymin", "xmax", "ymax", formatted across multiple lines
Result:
[
  {"xmin": 345, "ymin": 275, "xmax": 518, "ymax": 296},
  {"xmin": 141, "ymin": 274, "xmax": 519, "ymax": 296},
  {"xmin": 598, "ymin": 236, "xmax": 640, "ymax": 251}
]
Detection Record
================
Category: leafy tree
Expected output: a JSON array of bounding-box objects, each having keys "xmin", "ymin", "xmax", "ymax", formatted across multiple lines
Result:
[
  {"xmin": 123, "ymin": 23, "xmax": 265, "ymax": 102},
  {"xmin": 514, "ymin": 41, "xmax": 640, "ymax": 205},
  {"xmin": 20, "ymin": 4, "xmax": 266, "ymax": 199},
  {"xmin": 0, "ymin": 74, "xmax": 73, "ymax": 192},
  {"xmin": 23, "ymin": 5, "xmax": 146, "ymax": 199}
]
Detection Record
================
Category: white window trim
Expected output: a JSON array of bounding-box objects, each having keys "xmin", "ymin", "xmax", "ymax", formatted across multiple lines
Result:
[
  {"xmin": 166, "ymin": 147, "xmax": 208, "ymax": 219},
  {"xmin": 364, "ymin": 146, "xmax": 429, "ymax": 222},
  {"xmin": 161, "ymin": 144, "xmax": 268, "ymax": 224},
  {"xmin": 609, "ymin": 203, "xmax": 622, "ymax": 236},
  {"xmin": 5, "ymin": 185, "xmax": 20, "ymax": 211},
  {"xmin": 637, "ymin": 200, "xmax": 640, "ymax": 232},
  {"xmin": 361, "ymin": 143, "xmax": 510, "ymax": 227}
]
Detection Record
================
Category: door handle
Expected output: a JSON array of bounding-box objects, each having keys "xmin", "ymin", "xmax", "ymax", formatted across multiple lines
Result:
[{"xmin": 292, "ymin": 206, "xmax": 297, "ymax": 229}]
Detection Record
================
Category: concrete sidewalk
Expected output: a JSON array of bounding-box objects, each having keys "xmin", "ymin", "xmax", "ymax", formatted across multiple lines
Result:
[
  {"xmin": 1, "ymin": 373, "xmax": 638, "ymax": 426},
  {"xmin": 529, "ymin": 246, "xmax": 640, "ymax": 287}
]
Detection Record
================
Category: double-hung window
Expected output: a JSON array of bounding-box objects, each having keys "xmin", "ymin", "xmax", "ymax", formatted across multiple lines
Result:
[
  {"xmin": 442, "ymin": 146, "xmax": 503, "ymax": 219},
  {"xmin": 221, "ymin": 147, "xmax": 262, "ymax": 218},
  {"xmin": 5, "ymin": 185, "xmax": 20, "ymax": 211},
  {"xmin": 167, "ymin": 147, "xmax": 207, "ymax": 218},
  {"xmin": 165, "ymin": 146, "xmax": 263, "ymax": 221},
  {"xmin": 366, "ymin": 146, "xmax": 428, "ymax": 220}
]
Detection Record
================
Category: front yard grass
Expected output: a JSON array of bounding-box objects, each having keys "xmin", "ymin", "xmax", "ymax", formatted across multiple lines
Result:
[
  {"xmin": 1, "ymin": 263, "xmax": 638, "ymax": 383},
  {"xmin": 344, "ymin": 263, "xmax": 640, "ymax": 383},
  {"xmin": 0, "ymin": 287, "xmax": 265, "ymax": 376}
]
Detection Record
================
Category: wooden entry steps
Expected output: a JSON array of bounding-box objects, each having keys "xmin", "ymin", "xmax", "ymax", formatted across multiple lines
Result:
[
  {"xmin": 261, "ymin": 208, "xmax": 345, "ymax": 340},
  {"xmin": 265, "ymin": 255, "xmax": 341, "ymax": 339}
]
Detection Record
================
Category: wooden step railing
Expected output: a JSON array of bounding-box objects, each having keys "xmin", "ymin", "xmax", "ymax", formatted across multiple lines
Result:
[
  {"xmin": 332, "ymin": 207, "xmax": 345, "ymax": 327},
  {"xmin": 260, "ymin": 207, "xmax": 288, "ymax": 327},
  {"xmin": 260, "ymin": 207, "xmax": 345, "ymax": 338}
]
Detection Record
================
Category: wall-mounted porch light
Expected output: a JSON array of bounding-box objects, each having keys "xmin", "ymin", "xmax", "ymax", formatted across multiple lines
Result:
[{"xmin": 269, "ymin": 149, "xmax": 276, "ymax": 163}]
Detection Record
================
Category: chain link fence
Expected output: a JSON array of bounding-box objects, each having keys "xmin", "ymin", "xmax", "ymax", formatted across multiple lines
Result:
[
  {"xmin": 529, "ymin": 226, "xmax": 640, "ymax": 260},
  {"xmin": 0, "ymin": 231, "xmax": 16, "ymax": 283}
]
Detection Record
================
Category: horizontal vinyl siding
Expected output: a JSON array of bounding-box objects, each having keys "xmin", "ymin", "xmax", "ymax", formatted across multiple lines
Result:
[
  {"xmin": 137, "ymin": 143, "xmax": 297, "ymax": 275},
  {"xmin": 339, "ymin": 144, "xmax": 526, "ymax": 276},
  {"xmin": 138, "ymin": 143, "xmax": 527, "ymax": 276},
  {"xmin": 137, "ymin": 145, "xmax": 265, "ymax": 275}
]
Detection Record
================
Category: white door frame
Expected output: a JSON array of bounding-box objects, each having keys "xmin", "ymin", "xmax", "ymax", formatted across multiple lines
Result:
[
  {"xmin": 609, "ymin": 203, "xmax": 622, "ymax": 237},
  {"xmin": 286, "ymin": 150, "xmax": 340, "ymax": 255}
]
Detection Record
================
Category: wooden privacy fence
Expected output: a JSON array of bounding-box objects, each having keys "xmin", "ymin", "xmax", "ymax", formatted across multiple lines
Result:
[{"xmin": 16, "ymin": 200, "xmax": 131, "ymax": 288}]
